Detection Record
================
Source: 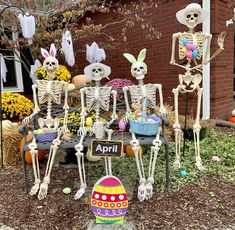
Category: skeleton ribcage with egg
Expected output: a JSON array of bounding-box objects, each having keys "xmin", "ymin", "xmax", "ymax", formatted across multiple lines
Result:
[
  {"xmin": 129, "ymin": 84, "xmax": 157, "ymax": 108},
  {"xmin": 37, "ymin": 80, "xmax": 63, "ymax": 105},
  {"xmin": 179, "ymin": 32, "xmax": 207, "ymax": 60},
  {"xmin": 85, "ymin": 86, "xmax": 112, "ymax": 112}
]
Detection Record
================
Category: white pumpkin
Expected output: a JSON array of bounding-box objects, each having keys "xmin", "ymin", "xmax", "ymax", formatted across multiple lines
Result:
[
  {"xmin": 86, "ymin": 148, "xmax": 101, "ymax": 162},
  {"xmin": 2, "ymin": 120, "xmax": 13, "ymax": 131},
  {"xmin": 232, "ymin": 109, "xmax": 235, "ymax": 116}
]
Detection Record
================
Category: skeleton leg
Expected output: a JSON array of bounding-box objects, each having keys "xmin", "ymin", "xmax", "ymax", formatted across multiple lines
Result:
[
  {"xmin": 28, "ymin": 136, "xmax": 41, "ymax": 196},
  {"xmin": 74, "ymin": 130, "xmax": 87, "ymax": 200},
  {"xmin": 172, "ymin": 87, "xmax": 183, "ymax": 169},
  {"xmin": 193, "ymin": 87, "xmax": 204, "ymax": 170},
  {"xmin": 104, "ymin": 128, "xmax": 113, "ymax": 176},
  {"xmin": 146, "ymin": 128, "xmax": 162, "ymax": 200},
  {"xmin": 130, "ymin": 132, "xmax": 146, "ymax": 202}
]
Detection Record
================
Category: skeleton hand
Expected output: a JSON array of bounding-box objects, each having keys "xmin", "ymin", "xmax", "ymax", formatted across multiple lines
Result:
[
  {"xmin": 170, "ymin": 59, "xmax": 176, "ymax": 65},
  {"xmin": 123, "ymin": 112, "xmax": 130, "ymax": 123},
  {"xmin": 217, "ymin": 31, "xmax": 226, "ymax": 50}
]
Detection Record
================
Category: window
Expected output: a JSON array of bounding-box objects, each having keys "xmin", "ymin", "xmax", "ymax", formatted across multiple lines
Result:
[{"xmin": 1, "ymin": 32, "xmax": 24, "ymax": 92}]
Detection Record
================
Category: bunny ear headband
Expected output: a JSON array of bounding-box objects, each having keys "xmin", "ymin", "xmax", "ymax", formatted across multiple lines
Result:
[
  {"xmin": 41, "ymin": 43, "xmax": 57, "ymax": 59},
  {"xmin": 123, "ymin": 48, "xmax": 147, "ymax": 64},
  {"xmin": 84, "ymin": 42, "xmax": 111, "ymax": 79}
]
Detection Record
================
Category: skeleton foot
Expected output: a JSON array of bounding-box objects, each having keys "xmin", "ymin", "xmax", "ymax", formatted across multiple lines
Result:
[
  {"xmin": 29, "ymin": 182, "xmax": 40, "ymax": 196},
  {"xmin": 173, "ymin": 159, "xmax": 181, "ymax": 169},
  {"xmin": 137, "ymin": 183, "xmax": 146, "ymax": 202},
  {"xmin": 74, "ymin": 184, "xmax": 86, "ymax": 200},
  {"xmin": 195, "ymin": 161, "xmax": 204, "ymax": 171},
  {"xmin": 145, "ymin": 182, "xmax": 153, "ymax": 200},
  {"xmin": 38, "ymin": 182, "xmax": 49, "ymax": 200}
]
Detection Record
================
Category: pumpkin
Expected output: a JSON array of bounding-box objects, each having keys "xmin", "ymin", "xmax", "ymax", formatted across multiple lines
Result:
[
  {"xmin": 232, "ymin": 110, "xmax": 235, "ymax": 116},
  {"xmin": 19, "ymin": 135, "xmax": 46, "ymax": 164},
  {"xmin": 124, "ymin": 145, "xmax": 143, "ymax": 157},
  {"xmin": 228, "ymin": 116, "xmax": 235, "ymax": 123},
  {"xmin": 2, "ymin": 120, "xmax": 13, "ymax": 131},
  {"xmin": 67, "ymin": 83, "xmax": 76, "ymax": 91},
  {"xmin": 72, "ymin": 75, "xmax": 91, "ymax": 88}
]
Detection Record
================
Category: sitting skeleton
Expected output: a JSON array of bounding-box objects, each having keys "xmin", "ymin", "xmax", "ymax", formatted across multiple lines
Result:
[
  {"xmin": 23, "ymin": 44, "xmax": 69, "ymax": 200},
  {"xmin": 123, "ymin": 48, "xmax": 166, "ymax": 202},
  {"xmin": 170, "ymin": 3, "xmax": 226, "ymax": 170},
  {"xmin": 74, "ymin": 42, "xmax": 118, "ymax": 200}
]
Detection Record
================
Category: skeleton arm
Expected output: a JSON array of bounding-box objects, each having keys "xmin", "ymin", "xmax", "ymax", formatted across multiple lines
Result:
[
  {"xmin": 106, "ymin": 90, "xmax": 118, "ymax": 126},
  {"xmin": 170, "ymin": 33, "xmax": 179, "ymax": 65},
  {"xmin": 62, "ymin": 82, "xmax": 69, "ymax": 131},
  {"xmin": 205, "ymin": 31, "xmax": 226, "ymax": 64},
  {"xmin": 22, "ymin": 83, "xmax": 40, "ymax": 126},
  {"xmin": 154, "ymin": 84, "xmax": 166, "ymax": 115},
  {"xmin": 123, "ymin": 86, "xmax": 131, "ymax": 119},
  {"xmin": 78, "ymin": 88, "xmax": 87, "ymax": 134}
]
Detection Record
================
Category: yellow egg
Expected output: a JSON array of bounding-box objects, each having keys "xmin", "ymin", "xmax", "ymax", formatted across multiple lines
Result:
[
  {"xmin": 86, "ymin": 117, "xmax": 93, "ymax": 127},
  {"xmin": 182, "ymin": 47, "xmax": 187, "ymax": 54}
]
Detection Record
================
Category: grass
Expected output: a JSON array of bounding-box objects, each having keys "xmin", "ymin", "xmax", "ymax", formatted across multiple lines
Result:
[{"xmin": 88, "ymin": 129, "xmax": 235, "ymax": 193}]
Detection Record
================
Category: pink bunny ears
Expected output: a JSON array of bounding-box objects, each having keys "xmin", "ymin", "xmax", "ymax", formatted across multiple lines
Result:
[{"xmin": 41, "ymin": 44, "xmax": 57, "ymax": 59}]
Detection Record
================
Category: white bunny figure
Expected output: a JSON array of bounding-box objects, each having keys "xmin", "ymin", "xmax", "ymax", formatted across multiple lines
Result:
[
  {"xmin": 23, "ymin": 44, "xmax": 69, "ymax": 200},
  {"xmin": 122, "ymin": 49, "xmax": 166, "ymax": 202}
]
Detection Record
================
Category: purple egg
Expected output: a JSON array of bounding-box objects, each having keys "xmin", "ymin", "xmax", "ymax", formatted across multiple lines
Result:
[
  {"xmin": 191, "ymin": 44, "xmax": 197, "ymax": 51},
  {"xmin": 119, "ymin": 120, "xmax": 126, "ymax": 131}
]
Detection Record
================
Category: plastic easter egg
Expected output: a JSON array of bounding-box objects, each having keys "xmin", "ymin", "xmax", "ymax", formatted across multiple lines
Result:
[
  {"xmin": 186, "ymin": 43, "xmax": 193, "ymax": 51},
  {"xmin": 118, "ymin": 120, "xmax": 126, "ymax": 131},
  {"xmin": 192, "ymin": 50, "xmax": 198, "ymax": 58},
  {"xmin": 186, "ymin": 51, "xmax": 192, "ymax": 59},
  {"xmin": 63, "ymin": 187, "xmax": 71, "ymax": 194},
  {"xmin": 182, "ymin": 47, "xmax": 187, "ymax": 54},
  {"xmin": 91, "ymin": 175, "xmax": 128, "ymax": 225},
  {"xmin": 191, "ymin": 44, "xmax": 197, "ymax": 51},
  {"xmin": 180, "ymin": 170, "xmax": 187, "ymax": 177},
  {"xmin": 212, "ymin": 156, "xmax": 220, "ymax": 162},
  {"xmin": 182, "ymin": 39, "xmax": 189, "ymax": 46},
  {"xmin": 86, "ymin": 117, "xmax": 93, "ymax": 127}
]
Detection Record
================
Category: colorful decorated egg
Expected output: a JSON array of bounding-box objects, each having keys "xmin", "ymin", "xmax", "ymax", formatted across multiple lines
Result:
[{"xmin": 91, "ymin": 175, "xmax": 128, "ymax": 225}]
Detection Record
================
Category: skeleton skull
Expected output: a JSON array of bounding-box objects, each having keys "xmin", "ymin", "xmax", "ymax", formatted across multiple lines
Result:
[
  {"xmin": 131, "ymin": 62, "xmax": 147, "ymax": 80},
  {"xmin": 184, "ymin": 10, "xmax": 201, "ymax": 29},
  {"xmin": 91, "ymin": 65, "xmax": 105, "ymax": 81},
  {"xmin": 43, "ymin": 57, "xmax": 59, "ymax": 73}
]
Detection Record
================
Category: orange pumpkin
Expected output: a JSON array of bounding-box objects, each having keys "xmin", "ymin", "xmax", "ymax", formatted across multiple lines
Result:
[
  {"xmin": 19, "ymin": 135, "xmax": 46, "ymax": 164},
  {"xmin": 124, "ymin": 145, "xmax": 143, "ymax": 157},
  {"xmin": 72, "ymin": 75, "xmax": 91, "ymax": 88},
  {"xmin": 227, "ymin": 116, "xmax": 235, "ymax": 123}
]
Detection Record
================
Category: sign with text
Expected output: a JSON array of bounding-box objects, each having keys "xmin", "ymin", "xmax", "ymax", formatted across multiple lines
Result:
[{"xmin": 91, "ymin": 140, "xmax": 123, "ymax": 158}]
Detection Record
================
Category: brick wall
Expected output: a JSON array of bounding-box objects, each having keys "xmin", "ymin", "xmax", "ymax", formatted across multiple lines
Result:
[{"xmin": 74, "ymin": 0, "xmax": 234, "ymax": 119}]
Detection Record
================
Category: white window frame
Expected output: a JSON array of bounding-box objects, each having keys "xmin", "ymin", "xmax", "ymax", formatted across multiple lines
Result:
[{"xmin": 1, "ymin": 32, "xmax": 24, "ymax": 92}]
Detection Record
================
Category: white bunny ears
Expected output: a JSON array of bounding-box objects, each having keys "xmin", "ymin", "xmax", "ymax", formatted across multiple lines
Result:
[
  {"xmin": 41, "ymin": 44, "xmax": 57, "ymax": 59},
  {"xmin": 123, "ymin": 48, "xmax": 147, "ymax": 63}
]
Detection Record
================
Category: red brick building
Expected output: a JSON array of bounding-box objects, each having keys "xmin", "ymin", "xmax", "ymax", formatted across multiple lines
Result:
[{"xmin": 75, "ymin": 0, "xmax": 235, "ymax": 119}]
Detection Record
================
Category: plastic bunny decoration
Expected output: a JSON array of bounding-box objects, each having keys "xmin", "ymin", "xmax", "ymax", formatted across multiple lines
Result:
[
  {"xmin": 73, "ymin": 42, "xmax": 118, "ymax": 200},
  {"xmin": 170, "ymin": 3, "xmax": 226, "ymax": 171},
  {"xmin": 123, "ymin": 48, "xmax": 166, "ymax": 202},
  {"xmin": 22, "ymin": 44, "xmax": 69, "ymax": 200}
]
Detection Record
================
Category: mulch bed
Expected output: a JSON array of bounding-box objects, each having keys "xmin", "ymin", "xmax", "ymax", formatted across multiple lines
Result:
[{"xmin": 0, "ymin": 164, "xmax": 234, "ymax": 230}]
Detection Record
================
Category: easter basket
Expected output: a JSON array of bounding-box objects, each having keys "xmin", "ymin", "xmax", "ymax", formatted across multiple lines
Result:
[
  {"xmin": 129, "ymin": 98, "xmax": 161, "ymax": 136},
  {"xmin": 33, "ymin": 128, "xmax": 57, "ymax": 143}
]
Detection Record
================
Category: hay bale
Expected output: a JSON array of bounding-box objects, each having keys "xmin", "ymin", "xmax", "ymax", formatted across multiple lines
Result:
[{"xmin": 2, "ymin": 124, "xmax": 22, "ymax": 167}]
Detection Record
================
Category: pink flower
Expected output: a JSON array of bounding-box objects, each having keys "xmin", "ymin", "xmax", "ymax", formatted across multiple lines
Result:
[{"xmin": 212, "ymin": 156, "xmax": 220, "ymax": 162}]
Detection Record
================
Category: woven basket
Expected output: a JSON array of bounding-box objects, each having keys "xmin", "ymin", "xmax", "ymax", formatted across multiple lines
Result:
[
  {"xmin": 34, "ymin": 132, "xmax": 57, "ymax": 143},
  {"xmin": 129, "ymin": 98, "xmax": 161, "ymax": 136}
]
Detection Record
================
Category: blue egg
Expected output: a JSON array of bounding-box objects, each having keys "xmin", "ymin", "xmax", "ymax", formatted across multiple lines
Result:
[
  {"xmin": 180, "ymin": 170, "xmax": 187, "ymax": 177},
  {"xmin": 182, "ymin": 39, "xmax": 189, "ymax": 46},
  {"xmin": 192, "ymin": 50, "xmax": 198, "ymax": 58}
]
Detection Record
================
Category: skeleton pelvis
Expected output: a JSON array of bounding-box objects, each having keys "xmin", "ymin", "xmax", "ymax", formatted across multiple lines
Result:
[
  {"xmin": 179, "ymin": 73, "xmax": 202, "ymax": 87},
  {"xmin": 93, "ymin": 121, "xmax": 105, "ymax": 139}
]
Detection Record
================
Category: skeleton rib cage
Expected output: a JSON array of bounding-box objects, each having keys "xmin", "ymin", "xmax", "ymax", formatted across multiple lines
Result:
[
  {"xmin": 129, "ymin": 84, "xmax": 157, "ymax": 109},
  {"xmin": 178, "ymin": 32, "xmax": 207, "ymax": 60},
  {"xmin": 37, "ymin": 80, "xmax": 63, "ymax": 105},
  {"xmin": 85, "ymin": 86, "xmax": 112, "ymax": 112}
]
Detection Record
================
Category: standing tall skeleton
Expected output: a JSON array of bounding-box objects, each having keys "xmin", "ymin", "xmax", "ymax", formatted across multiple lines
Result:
[
  {"xmin": 123, "ymin": 49, "xmax": 166, "ymax": 202},
  {"xmin": 23, "ymin": 44, "xmax": 69, "ymax": 200},
  {"xmin": 170, "ymin": 3, "xmax": 226, "ymax": 170},
  {"xmin": 74, "ymin": 42, "xmax": 118, "ymax": 200}
]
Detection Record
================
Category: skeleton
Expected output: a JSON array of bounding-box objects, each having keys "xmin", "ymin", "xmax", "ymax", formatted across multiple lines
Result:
[
  {"xmin": 170, "ymin": 3, "xmax": 226, "ymax": 170},
  {"xmin": 23, "ymin": 44, "xmax": 69, "ymax": 200},
  {"xmin": 123, "ymin": 49, "xmax": 166, "ymax": 202},
  {"xmin": 74, "ymin": 43, "xmax": 118, "ymax": 200}
]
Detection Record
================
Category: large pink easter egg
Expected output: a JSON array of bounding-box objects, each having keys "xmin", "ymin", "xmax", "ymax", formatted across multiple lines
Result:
[
  {"xmin": 91, "ymin": 175, "xmax": 128, "ymax": 225},
  {"xmin": 118, "ymin": 120, "xmax": 126, "ymax": 131},
  {"xmin": 186, "ymin": 51, "xmax": 192, "ymax": 59}
]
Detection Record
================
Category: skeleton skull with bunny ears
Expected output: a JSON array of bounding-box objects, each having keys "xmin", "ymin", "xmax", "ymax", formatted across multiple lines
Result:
[
  {"xmin": 41, "ymin": 44, "xmax": 59, "ymax": 77},
  {"xmin": 123, "ymin": 49, "xmax": 147, "ymax": 82}
]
